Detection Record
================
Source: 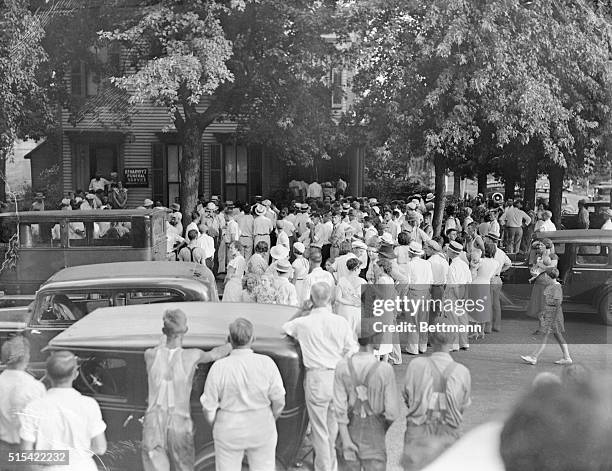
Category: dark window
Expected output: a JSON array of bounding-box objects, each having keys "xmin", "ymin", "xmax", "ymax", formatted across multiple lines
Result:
[
  {"xmin": 37, "ymin": 292, "xmax": 112, "ymax": 324},
  {"xmin": 126, "ymin": 290, "xmax": 183, "ymax": 305},
  {"xmin": 576, "ymin": 244, "xmax": 609, "ymax": 266},
  {"xmin": 224, "ymin": 144, "xmax": 247, "ymax": 202},
  {"xmin": 210, "ymin": 144, "xmax": 223, "ymax": 198},
  {"xmin": 71, "ymin": 61, "xmax": 84, "ymax": 96},
  {"xmin": 74, "ymin": 357, "xmax": 128, "ymax": 399}
]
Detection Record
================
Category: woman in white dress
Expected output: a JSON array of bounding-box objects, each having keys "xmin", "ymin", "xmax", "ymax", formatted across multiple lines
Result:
[
  {"xmin": 468, "ymin": 243, "xmax": 500, "ymax": 338},
  {"xmin": 335, "ymin": 257, "xmax": 366, "ymax": 338},
  {"xmin": 291, "ymin": 242, "xmax": 309, "ymax": 306},
  {"xmin": 222, "ymin": 241, "xmax": 246, "ymax": 302}
]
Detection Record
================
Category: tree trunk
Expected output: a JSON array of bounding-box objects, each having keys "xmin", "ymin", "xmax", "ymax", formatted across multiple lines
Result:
[
  {"xmin": 504, "ymin": 176, "xmax": 516, "ymax": 200},
  {"xmin": 432, "ymin": 154, "xmax": 446, "ymax": 237},
  {"xmin": 178, "ymin": 120, "xmax": 205, "ymax": 228},
  {"xmin": 523, "ymin": 157, "xmax": 538, "ymax": 211},
  {"xmin": 548, "ymin": 164, "xmax": 564, "ymax": 227},
  {"xmin": 453, "ymin": 172, "xmax": 461, "ymax": 198},
  {"xmin": 477, "ymin": 171, "xmax": 487, "ymax": 196}
]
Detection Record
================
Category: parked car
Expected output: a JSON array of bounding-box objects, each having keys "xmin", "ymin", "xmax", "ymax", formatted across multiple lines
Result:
[
  {"xmin": 0, "ymin": 261, "xmax": 217, "ymax": 375},
  {"xmin": 0, "ymin": 209, "xmax": 168, "ymax": 294},
  {"xmin": 561, "ymin": 201, "xmax": 611, "ymax": 229},
  {"xmin": 502, "ymin": 230, "xmax": 612, "ymax": 324},
  {"xmin": 45, "ymin": 302, "xmax": 307, "ymax": 471}
]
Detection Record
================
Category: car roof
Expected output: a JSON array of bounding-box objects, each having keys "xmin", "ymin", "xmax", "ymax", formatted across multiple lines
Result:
[
  {"xmin": 0, "ymin": 208, "xmax": 165, "ymax": 222},
  {"xmin": 534, "ymin": 230, "xmax": 612, "ymax": 244},
  {"xmin": 47, "ymin": 302, "xmax": 299, "ymax": 355},
  {"xmin": 44, "ymin": 261, "xmax": 206, "ymax": 285}
]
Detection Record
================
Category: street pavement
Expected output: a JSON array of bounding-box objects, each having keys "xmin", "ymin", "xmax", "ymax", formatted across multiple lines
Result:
[{"xmin": 291, "ymin": 308, "xmax": 612, "ymax": 470}]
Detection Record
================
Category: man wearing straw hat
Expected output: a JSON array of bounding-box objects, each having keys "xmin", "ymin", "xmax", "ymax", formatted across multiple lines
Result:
[
  {"xmin": 0, "ymin": 337, "xmax": 45, "ymax": 467},
  {"xmin": 141, "ymin": 309, "xmax": 230, "ymax": 471},
  {"xmin": 444, "ymin": 241, "xmax": 472, "ymax": 351},
  {"xmin": 425, "ymin": 239, "xmax": 449, "ymax": 324},
  {"xmin": 253, "ymin": 204, "xmax": 273, "ymax": 262},
  {"xmin": 404, "ymin": 241, "xmax": 434, "ymax": 355}
]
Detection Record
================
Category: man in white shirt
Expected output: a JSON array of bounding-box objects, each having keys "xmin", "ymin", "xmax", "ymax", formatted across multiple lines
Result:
[
  {"xmin": 20, "ymin": 351, "xmax": 107, "ymax": 471},
  {"xmin": 88, "ymin": 171, "xmax": 109, "ymax": 193},
  {"xmin": 485, "ymin": 233, "xmax": 512, "ymax": 332},
  {"xmin": 282, "ymin": 283, "xmax": 358, "ymax": 471},
  {"xmin": 426, "ymin": 239, "xmax": 449, "ymax": 324},
  {"xmin": 218, "ymin": 209, "xmax": 240, "ymax": 274},
  {"xmin": 275, "ymin": 220, "xmax": 290, "ymax": 250},
  {"xmin": 307, "ymin": 181, "xmax": 323, "ymax": 200},
  {"xmin": 253, "ymin": 204, "xmax": 273, "ymax": 261},
  {"xmin": 404, "ymin": 242, "xmax": 434, "ymax": 355},
  {"xmin": 444, "ymin": 241, "xmax": 472, "ymax": 351},
  {"xmin": 166, "ymin": 214, "xmax": 185, "ymax": 260},
  {"xmin": 303, "ymin": 249, "xmax": 336, "ymax": 302},
  {"xmin": 202, "ymin": 318, "xmax": 284, "ymax": 471},
  {"xmin": 0, "ymin": 337, "xmax": 45, "ymax": 460},
  {"xmin": 237, "ymin": 204, "xmax": 255, "ymax": 259}
]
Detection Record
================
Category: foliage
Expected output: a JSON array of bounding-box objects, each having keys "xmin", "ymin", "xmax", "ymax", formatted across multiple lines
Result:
[
  {"xmin": 0, "ymin": 0, "xmax": 52, "ymax": 199},
  {"xmin": 341, "ymin": 0, "xmax": 612, "ymax": 232}
]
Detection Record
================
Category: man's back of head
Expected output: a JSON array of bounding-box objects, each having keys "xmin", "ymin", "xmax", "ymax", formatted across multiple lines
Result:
[
  {"xmin": 187, "ymin": 229, "xmax": 198, "ymax": 242},
  {"xmin": 229, "ymin": 317, "xmax": 254, "ymax": 348},
  {"xmin": 310, "ymin": 282, "xmax": 331, "ymax": 308},
  {"xmin": 46, "ymin": 350, "xmax": 78, "ymax": 384}
]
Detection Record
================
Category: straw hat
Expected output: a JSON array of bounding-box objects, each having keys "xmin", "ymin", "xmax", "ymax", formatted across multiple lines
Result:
[
  {"xmin": 293, "ymin": 242, "xmax": 305, "ymax": 254},
  {"xmin": 170, "ymin": 203, "xmax": 180, "ymax": 212},
  {"xmin": 426, "ymin": 193, "xmax": 435, "ymax": 202},
  {"xmin": 276, "ymin": 259, "xmax": 293, "ymax": 273},
  {"xmin": 448, "ymin": 241, "xmax": 463, "ymax": 254},
  {"xmin": 254, "ymin": 204, "xmax": 266, "ymax": 216},
  {"xmin": 143, "ymin": 198, "xmax": 154, "ymax": 207},
  {"xmin": 270, "ymin": 245, "xmax": 289, "ymax": 260},
  {"xmin": 425, "ymin": 239, "xmax": 442, "ymax": 252},
  {"xmin": 408, "ymin": 241, "xmax": 424, "ymax": 256}
]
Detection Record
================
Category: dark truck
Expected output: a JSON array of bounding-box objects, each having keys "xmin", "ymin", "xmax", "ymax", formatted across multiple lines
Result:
[{"xmin": 502, "ymin": 230, "xmax": 612, "ymax": 324}]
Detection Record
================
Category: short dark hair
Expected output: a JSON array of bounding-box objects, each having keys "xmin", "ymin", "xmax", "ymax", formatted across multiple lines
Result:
[
  {"xmin": 187, "ymin": 229, "xmax": 198, "ymax": 241},
  {"xmin": 346, "ymin": 257, "xmax": 361, "ymax": 271},
  {"xmin": 398, "ymin": 232, "xmax": 410, "ymax": 246},
  {"xmin": 255, "ymin": 241, "xmax": 268, "ymax": 253}
]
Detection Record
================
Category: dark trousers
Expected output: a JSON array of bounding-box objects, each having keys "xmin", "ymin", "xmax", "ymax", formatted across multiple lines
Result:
[{"xmin": 322, "ymin": 244, "xmax": 332, "ymax": 267}]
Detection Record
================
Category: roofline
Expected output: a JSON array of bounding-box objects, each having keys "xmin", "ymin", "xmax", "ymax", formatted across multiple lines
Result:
[
  {"xmin": 40, "ymin": 277, "xmax": 204, "ymax": 291},
  {"xmin": 0, "ymin": 208, "xmax": 167, "ymax": 220}
]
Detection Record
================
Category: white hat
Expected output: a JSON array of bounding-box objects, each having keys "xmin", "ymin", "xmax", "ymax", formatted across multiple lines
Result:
[
  {"xmin": 206, "ymin": 202, "xmax": 217, "ymax": 211},
  {"xmin": 293, "ymin": 242, "xmax": 306, "ymax": 254},
  {"xmin": 270, "ymin": 245, "xmax": 289, "ymax": 260},
  {"xmin": 368, "ymin": 198, "xmax": 378, "ymax": 204},
  {"xmin": 408, "ymin": 241, "xmax": 424, "ymax": 256},
  {"xmin": 372, "ymin": 206, "xmax": 380, "ymax": 214},
  {"xmin": 486, "ymin": 231, "xmax": 501, "ymax": 241},
  {"xmin": 407, "ymin": 202, "xmax": 417, "ymax": 210},
  {"xmin": 61, "ymin": 198, "xmax": 71, "ymax": 206},
  {"xmin": 254, "ymin": 204, "xmax": 266, "ymax": 216},
  {"xmin": 426, "ymin": 193, "xmax": 435, "ymax": 202},
  {"xmin": 143, "ymin": 198, "xmax": 154, "ymax": 207},
  {"xmin": 275, "ymin": 259, "xmax": 293, "ymax": 273},
  {"xmin": 211, "ymin": 195, "xmax": 220, "ymax": 201},
  {"xmin": 170, "ymin": 203, "xmax": 180, "ymax": 211},
  {"xmin": 262, "ymin": 199, "xmax": 272, "ymax": 207},
  {"xmin": 74, "ymin": 196, "xmax": 83, "ymax": 203},
  {"xmin": 448, "ymin": 241, "xmax": 463, "ymax": 254},
  {"xmin": 85, "ymin": 193, "xmax": 95, "ymax": 199},
  {"xmin": 380, "ymin": 232, "xmax": 394, "ymax": 245},
  {"xmin": 351, "ymin": 239, "xmax": 367, "ymax": 250},
  {"xmin": 425, "ymin": 239, "xmax": 442, "ymax": 252}
]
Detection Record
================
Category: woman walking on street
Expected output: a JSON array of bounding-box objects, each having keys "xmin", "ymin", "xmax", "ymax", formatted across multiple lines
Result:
[
  {"xmin": 336, "ymin": 257, "xmax": 367, "ymax": 338},
  {"xmin": 222, "ymin": 241, "xmax": 246, "ymax": 302},
  {"xmin": 521, "ymin": 268, "xmax": 572, "ymax": 365}
]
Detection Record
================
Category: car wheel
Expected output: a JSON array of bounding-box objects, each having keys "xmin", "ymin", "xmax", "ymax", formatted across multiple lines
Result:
[{"xmin": 598, "ymin": 290, "xmax": 612, "ymax": 325}]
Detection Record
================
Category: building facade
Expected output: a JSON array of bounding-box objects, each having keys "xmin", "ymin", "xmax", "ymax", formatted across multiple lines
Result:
[{"xmin": 27, "ymin": 45, "xmax": 364, "ymax": 208}]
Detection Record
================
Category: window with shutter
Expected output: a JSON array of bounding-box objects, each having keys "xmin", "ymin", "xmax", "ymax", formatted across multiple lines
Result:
[
  {"xmin": 210, "ymin": 144, "xmax": 222, "ymax": 199},
  {"xmin": 151, "ymin": 143, "xmax": 166, "ymax": 204}
]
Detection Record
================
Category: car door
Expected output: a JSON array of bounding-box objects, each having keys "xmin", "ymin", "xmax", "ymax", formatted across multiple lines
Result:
[
  {"xmin": 565, "ymin": 243, "xmax": 611, "ymax": 302},
  {"xmin": 27, "ymin": 290, "xmax": 114, "ymax": 375},
  {"xmin": 73, "ymin": 353, "xmax": 143, "ymax": 444}
]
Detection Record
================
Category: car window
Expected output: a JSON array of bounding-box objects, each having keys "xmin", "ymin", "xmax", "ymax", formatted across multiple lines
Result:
[
  {"xmin": 127, "ymin": 290, "xmax": 184, "ymax": 305},
  {"xmin": 19, "ymin": 223, "xmax": 62, "ymax": 248},
  {"xmin": 576, "ymin": 245, "xmax": 609, "ymax": 266},
  {"xmin": 37, "ymin": 292, "xmax": 113, "ymax": 323},
  {"xmin": 90, "ymin": 221, "xmax": 132, "ymax": 246},
  {"xmin": 74, "ymin": 357, "xmax": 128, "ymax": 400}
]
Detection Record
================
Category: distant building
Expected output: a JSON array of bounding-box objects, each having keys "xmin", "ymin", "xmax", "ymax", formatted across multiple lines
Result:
[{"xmin": 27, "ymin": 28, "xmax": 364, "ymax": 206}]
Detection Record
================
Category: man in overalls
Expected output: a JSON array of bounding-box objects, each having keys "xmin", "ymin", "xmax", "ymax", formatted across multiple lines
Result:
[
  {"xmin": 334, "ymin": 330, "xmax": 401, "ymax": 470},
  {"xmin": 401, "ymin": 327, "xmax": 472, "ymax": 470},
  {"xmin": 141, "ymin": 309, "xmax": 231, "ymax": 471}
]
